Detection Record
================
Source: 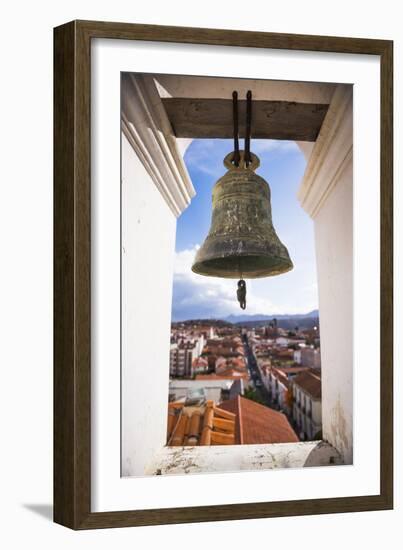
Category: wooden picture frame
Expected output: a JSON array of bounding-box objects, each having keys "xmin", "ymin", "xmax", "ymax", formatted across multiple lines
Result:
[{"xmin": 54, "ymin": 20, "xmax": 393, "ymax": 529}]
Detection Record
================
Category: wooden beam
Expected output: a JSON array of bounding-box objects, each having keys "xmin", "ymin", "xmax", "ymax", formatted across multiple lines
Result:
[{"xmin": 162, "ymin": 98, "xmax": 329, "ymax": 141}]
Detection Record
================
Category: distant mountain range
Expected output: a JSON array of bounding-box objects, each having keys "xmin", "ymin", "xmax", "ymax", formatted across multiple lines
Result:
[
  {"xmin": 224, "ymin": 310, "xmax": 319, "ymax": 330},
  {"xmin": 224, "ymin": 309, "xmax": 319, "ymax": 324},
  {"xmin": 173, "ymin": 310, "xmax": 319, "ymax": 330}
]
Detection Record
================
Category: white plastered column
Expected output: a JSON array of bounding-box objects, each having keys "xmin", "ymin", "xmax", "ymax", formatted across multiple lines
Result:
[
  {"xmin": 121, "ymin": 74, "xmax": 194, "ymax": 476},
  {"xmin": 298, "ymin": 84, "xmax": 353, "ymax": 464}
]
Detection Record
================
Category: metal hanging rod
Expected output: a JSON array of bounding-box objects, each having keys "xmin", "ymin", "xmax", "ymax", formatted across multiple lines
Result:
[{"xmin": 232, "ymin": 91, "xmax": 240, "ymax": 167}]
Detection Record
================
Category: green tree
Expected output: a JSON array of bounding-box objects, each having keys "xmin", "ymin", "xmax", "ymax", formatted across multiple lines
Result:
[{"xmin": 243, "ymin": 387, "xmax": 265, "ymax": 405}]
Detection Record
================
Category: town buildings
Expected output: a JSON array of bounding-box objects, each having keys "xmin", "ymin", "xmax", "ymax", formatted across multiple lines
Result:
[
  {"xmin": 170, "ymin": 324, "xmax": 247, "ymax": 379},
  {"xmin": 167, "ymin": 319, "xmax": 322, "ymax": 447},
  {"xmin": 169, "ymin": 341, "xmax": 199, "ymax": 377},
  {"xmin": 292, "ymin": 370, "xmax": 322, "ymax": 440},
  {"xmin": 298, "ymin": 346, "xmax": 322, "ymax": 369},
  {"xmin": 245, "ymin": 323, "xmax": 323, "ymax": 440},
  {"xmin": 169, "ymin": 329, "xmax": 206, "ymax": 377},
  {"xmin": 168, "ymin": 378, "xmax": 244, "ymax": 404}
]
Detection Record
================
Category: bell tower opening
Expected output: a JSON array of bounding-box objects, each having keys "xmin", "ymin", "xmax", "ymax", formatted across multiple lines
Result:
[
  {"xmin": 167, "ymin": 133, "xmax": 320, "ymax": 448},
  {"xmin": 121, "ymin": 72, "xmax": 353, "ymax": 475}
]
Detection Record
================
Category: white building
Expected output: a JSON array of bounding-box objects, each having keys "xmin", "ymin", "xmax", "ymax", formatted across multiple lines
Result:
[
  {"xmin": 267, "ymin": 369, "xmax": 290, "ymax": 412},
  {"xmin": 292, "ymin": 371, "xmax": 322, "ymax": 440},
  {"xmin": 293, "ymin": 349, "xmax": 302, "ymax": 364},
  {"xmin": 169, "ymin": 333, "xmax": 206, "ymax": 377},
  {"xmin": 276, "ymin": 336, "xmax": 290, "ymax": 347},
  {"xmin": 169, "ymin": 341, "xmax": 198, "ymax": 377},
  {"xmin": 169, "ymin": 379, "xmax": 243, "ymax": 405},
  {"xmin": 300, "ymin": 346, "xmax": 321, "ymax": 369},
  {"xmin": 257, "ymin": 360, "xmax": 271, "ymax": 392}
]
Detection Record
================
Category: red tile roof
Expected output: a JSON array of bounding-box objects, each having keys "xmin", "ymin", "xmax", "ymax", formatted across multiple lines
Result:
[
  {"xmin": 195, "ymin": 373, "xmax": 248, "ymax": 380},
  {"xmin": 275, "ymin": 366, "xmax": 311, "ymax": 375},
  {"xmin": 293, "ymin": 371, "xmax": 322, "ymax": 399},
  {"xmin": 167, "ymin": 400, "xmax": 237, "ymax": 446},
  {"xmin": 219, "ymin": 396, "xmax": 299, "ymax": 444}
]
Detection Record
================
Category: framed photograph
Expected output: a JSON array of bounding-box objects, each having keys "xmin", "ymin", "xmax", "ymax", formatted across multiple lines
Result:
[{"xmin": 54, "ymin": 20, "xmax": 393, "ymax": 529}]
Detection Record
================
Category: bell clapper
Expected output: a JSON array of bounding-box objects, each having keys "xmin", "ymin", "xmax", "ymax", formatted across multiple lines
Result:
[{"xmin": 237, "ymin": 279, "xmax": 246, "ymax": 310}]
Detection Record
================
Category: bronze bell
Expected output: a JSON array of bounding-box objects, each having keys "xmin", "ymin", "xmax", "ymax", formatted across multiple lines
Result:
[{"xmin": 192, "ymin": 150, "xmax": 293, "ymax": 279}]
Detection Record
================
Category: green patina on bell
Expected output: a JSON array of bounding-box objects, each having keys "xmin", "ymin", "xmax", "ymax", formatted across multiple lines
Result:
[{"xmin": 192, "ymin": 150, "xmax": 293, "ymax": 279}]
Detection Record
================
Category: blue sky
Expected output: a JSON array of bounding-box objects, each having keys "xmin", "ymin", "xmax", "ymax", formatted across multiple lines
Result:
[{"xmin": 171, "ymin": 138, "xmax": 319, "ymax": 321}]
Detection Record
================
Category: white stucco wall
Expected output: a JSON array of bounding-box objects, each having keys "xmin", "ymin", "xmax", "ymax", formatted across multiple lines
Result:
[
  {"xmin": 145, "ymin": 440, "xmax": 342, "ymax": 475},
  {"xmin": 314, "ymin": 159, "xmax": 353, "ymax": 463},
  {"xmin": 121, "ymin": 134, "xmax": 177, "ymax": 476},
  {"xmin": 298, "ymin": 85, "xmax": 353, "ymax": 464}
]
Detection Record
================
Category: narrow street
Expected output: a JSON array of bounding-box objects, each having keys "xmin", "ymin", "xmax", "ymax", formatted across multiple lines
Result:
[
  {"xmin": 242, "ymin": 334, "xmax": 297, "ymax": 428},
  {"xmin": 242, "ymin": 334, "xmax": 272, "ymax": 407}
]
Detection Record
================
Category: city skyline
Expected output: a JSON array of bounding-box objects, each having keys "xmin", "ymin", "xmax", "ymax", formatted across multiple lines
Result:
[
  {"xmin": 172, "ymin": 138, "xmax": 319, "ymax": 322},
  {"xmin": 168, "ymin": 318, "xmax": 322, "ymax": 446}
]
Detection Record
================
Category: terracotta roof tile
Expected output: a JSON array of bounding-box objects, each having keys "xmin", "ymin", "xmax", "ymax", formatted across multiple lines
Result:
[
  {"xmin": 167, "ymin": 400, "xmax": 237, "ymax": 447},
  {"xmin": 219, "ymin": 396, "xmax": 299, "ymax": 444},
  {"xmin": 274, "ymin": 366, "xmax": 311, "ymax": 375},
  {"xmin": 167, "ymin": 396, "xmax": 299, "ymax": 446},
  {"xmin": 195, "ymin": 372, "xmax": 248, "ymax": 381},
  {"xmin": 293, "ymin": 371, "xmax": 322, "ymax": 399}
]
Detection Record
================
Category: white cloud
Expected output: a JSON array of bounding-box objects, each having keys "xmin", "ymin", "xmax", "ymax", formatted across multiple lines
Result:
[
  {"xmin": 172, "ymin": 246, "xmax": 275, "ymax": 319},
  {"xmin": 252, "ymin": 139, "xmax": 300, "ymax": 155},
  {"xmin": 184, "ymin": 141, "xmax": 228, "ymax": 178},
  {"xmin": 183, "ymin": 139, "xmax": 299, "ymax": 182}
]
